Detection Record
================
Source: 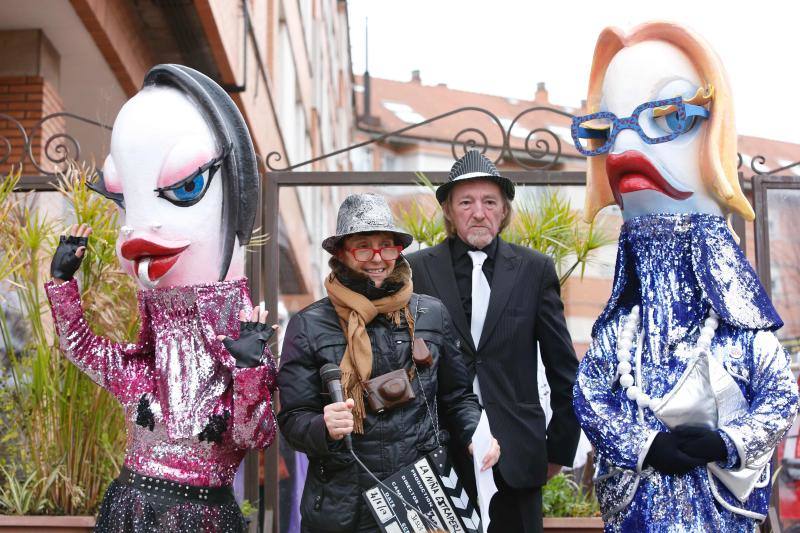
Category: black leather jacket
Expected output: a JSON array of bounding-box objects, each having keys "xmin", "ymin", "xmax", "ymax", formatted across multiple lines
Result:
[{"xmin": 277, "ymin": 293, "xmax": 480, "ymax": 532}]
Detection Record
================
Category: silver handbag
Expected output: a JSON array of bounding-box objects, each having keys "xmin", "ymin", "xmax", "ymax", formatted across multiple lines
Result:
[{"xmin": 649, "ymin": 350, "xmax": 769, "ymax": 502}]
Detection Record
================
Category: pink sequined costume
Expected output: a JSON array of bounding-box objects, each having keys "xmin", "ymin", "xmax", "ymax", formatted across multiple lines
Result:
[{"xmin": 45, "ymin": 277, "xmax": 276, "ymax": 488}]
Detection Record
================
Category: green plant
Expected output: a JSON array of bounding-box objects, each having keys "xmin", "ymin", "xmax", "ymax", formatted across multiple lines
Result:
[
  {"xmin": 0, "ymin": 164, "xmax": 136, "ymax": 515},
  {"xmin": 0, "ymin": 463, "xmax": 61, "ymax": 515},
  {"xmin": 395, "ymin": 172, "xmax": 446, "ymax": 248},
  {"xmin": 396, "ymin": 200, "xmax": 446, "ymax": 248},
  {"xmin": 542, "ymin": 472, "xmax": 600, "ymax": 518},
  {"xmin": 502, "ymin": 188, "xmax": 615, "ymax": 285},
  {"xmin": 239, "ymin": 498, "xmax": 256, "ymax": 520}
]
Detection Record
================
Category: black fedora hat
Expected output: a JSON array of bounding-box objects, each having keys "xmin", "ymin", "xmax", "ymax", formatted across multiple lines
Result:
[{"xmin": 435, "ymin": 149, "xmax": 515, "ymax": 204}]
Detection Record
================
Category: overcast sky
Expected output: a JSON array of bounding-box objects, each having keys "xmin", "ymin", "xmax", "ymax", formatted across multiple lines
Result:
[{"xmin": 348, "ymin": 1, "xmax": 800, "ymax": 144}]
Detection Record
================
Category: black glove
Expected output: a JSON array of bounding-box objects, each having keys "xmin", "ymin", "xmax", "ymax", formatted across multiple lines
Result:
[
  {"xmin": 221, "ymin": 320, "xmax": 276, "ymax": 368},
  {"xmin": 673, "ymin": 426, "xmax": 728, "ymax": 463},
  {"xmin": 644, "ymin": 432, "xmax": 706, "ymax": 475},
  {"xmin": 50, "ymin": 235, "xmax": 89, "ymax": 281},
  {"xmin": 50, "ymin": 235, "xmax": 88, "ymax": 281}
]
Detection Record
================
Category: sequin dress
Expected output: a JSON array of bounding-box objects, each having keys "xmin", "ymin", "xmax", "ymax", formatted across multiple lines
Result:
[
  {"xmin": 45, "ymin": 277, "xmax": 277, "ymax": 533},
  {"xmin": 574, "ymin": 213, "xmax": 798, "ymax": 532}
]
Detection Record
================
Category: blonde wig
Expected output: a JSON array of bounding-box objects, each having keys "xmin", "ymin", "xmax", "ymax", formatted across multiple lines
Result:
[{"xmin": 583, "ymin": 22, "xmax": 753, "ymax": 222}]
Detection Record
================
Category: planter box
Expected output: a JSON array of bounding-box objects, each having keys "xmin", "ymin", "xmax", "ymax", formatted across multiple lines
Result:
[
  {"xmin": 0, "ymin": 516, "xmax": 95, "ymax": 533},
  {"xmin": 544, "ymin": 516, "xmax": 604, "ymax": 532}
]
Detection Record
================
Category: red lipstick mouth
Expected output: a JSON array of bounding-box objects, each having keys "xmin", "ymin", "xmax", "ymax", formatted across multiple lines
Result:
[
  {"xmin": 120, "ymin": 238, "xmax": 190, "ymax": 282},
  {"xmin": 605, "ymin": 151, "xmax": 693, "ymax": 208}
]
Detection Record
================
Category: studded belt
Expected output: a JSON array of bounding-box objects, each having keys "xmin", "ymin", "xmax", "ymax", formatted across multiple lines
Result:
[{"xmin": 117, "ymin": 466, "xmax": 236, "ymax": 505}]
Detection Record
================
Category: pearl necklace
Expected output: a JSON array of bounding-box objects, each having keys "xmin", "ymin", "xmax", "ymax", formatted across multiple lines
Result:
[{"xmin": 616, "ymin": 305, "xmax": 720, "ymax": 410}]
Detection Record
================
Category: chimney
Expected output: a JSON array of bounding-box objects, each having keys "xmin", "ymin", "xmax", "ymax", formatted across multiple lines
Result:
[
  {"xmin": 360, "ymin": 71, "xmax": 380, "ymax": 127},
  {"xmin": 535, "ymin": 82, "xmax": 549, "ymax": 104},
  {"xmin": 411, "ymin": 70, "xmax": 421, "ymax": 83},
  {"xmin": 359, "ymin": 19, "xmax": 380, "ymax": 128}
]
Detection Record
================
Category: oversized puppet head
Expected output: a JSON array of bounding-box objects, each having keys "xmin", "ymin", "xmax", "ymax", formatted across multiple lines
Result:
[
  {"xmin": 575, "ymin": 22, "xmax": 754, "ymax": 222},
  {"xmin": 91, "ymin": 64, "xmax": 259, "ymax": 289}
]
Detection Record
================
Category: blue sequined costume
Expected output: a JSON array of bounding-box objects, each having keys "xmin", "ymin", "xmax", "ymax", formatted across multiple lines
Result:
[{"xmin": 574, "ymin": 213, "xmax": 798, "ymax": 532}]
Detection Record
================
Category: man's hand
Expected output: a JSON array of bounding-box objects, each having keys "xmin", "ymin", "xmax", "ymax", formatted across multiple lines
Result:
[
  {"xmin": 468, "ymin": 438, "xmax": 501, "ymax": 472},
  {"xmin": 324, "ymin": 398, "xmax": 355, "ymax": 441},
  {"xmin": 51, "ymin": 224, "xmax": 91, "ymax": 283},
  {"xmin": 216, "ymin": 307, "xmax": 278, "ymax": 368},
  {"xmin": 547, "ymin": 463, "xmax": 562, "ymax": 480}
]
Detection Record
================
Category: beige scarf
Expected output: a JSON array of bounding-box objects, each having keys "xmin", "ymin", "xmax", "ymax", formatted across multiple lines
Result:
[{"xmin": 324, "ymin": 265, "xmax": 413, "ymax": 433}]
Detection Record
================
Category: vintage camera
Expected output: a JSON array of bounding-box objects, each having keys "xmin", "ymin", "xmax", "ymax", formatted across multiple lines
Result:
[{"xmin": 363, "ymin": 369, "xmax": 416, "ymax": 414}]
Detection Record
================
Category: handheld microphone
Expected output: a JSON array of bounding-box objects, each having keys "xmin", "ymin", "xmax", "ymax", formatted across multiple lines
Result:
[{"xmin": 319, "ymin": 363, "xmax": 353, "ymax": 451}]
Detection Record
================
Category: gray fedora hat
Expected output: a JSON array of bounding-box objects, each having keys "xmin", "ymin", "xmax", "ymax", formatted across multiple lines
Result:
[
  {"xmin": 435, "ymin": 149, "xmax": 515, "ymax": 204},
  {"xmin": 322, "ymin": 193, "xmax": 414, "ymax": 254}
]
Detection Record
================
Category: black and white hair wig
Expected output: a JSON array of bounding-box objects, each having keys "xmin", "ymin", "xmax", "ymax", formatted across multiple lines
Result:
[{"xmin": 91, "ymin": 64, "xmax": 260, "ymax": 281}]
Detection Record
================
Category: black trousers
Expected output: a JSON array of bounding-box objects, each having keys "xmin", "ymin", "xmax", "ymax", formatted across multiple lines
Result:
[{"xmin": 487, "ymin": 468, "xmax": 543, "ymax": 533}]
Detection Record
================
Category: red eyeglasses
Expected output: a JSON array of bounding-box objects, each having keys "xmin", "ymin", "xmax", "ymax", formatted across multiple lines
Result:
[{"xmin": 347, "ymin": 245, "xmax": 403, "ymax": 262}]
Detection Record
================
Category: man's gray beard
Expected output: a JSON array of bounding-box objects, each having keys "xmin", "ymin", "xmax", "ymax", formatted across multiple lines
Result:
[{"xmin": 466, "ymin": 230, "xmax": 494, "ymax": 249}]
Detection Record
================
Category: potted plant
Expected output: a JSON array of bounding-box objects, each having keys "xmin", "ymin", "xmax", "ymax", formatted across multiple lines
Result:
[
  {"xmin": 0, "ymin": 167, "xmax": 132, "ymax": 531},
  {"xmin": 542, "ymin": 471, "xmax": 603, "ymax": 532}
]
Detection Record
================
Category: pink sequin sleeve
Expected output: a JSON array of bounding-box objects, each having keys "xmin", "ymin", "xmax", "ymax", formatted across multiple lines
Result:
[
  {"xmin": 45, "ymin": 279, "xmax": 154, "ymax": 404},
  {"xmin": 230, "ymin": 347, "xmax": 278, "ymax": 449}
]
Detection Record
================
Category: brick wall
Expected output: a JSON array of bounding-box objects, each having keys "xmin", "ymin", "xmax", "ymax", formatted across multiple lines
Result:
[{"xmin": 0, "ymin": 75, "xmax": 65, "ymax": 176}]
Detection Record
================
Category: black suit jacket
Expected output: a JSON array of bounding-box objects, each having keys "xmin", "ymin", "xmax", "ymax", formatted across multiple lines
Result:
[{"xmin": 407, "ymin": 238, "xmax": 580, "ymax": 489}]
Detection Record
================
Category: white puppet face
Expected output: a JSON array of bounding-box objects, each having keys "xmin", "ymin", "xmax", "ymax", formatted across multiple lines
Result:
[
  {"xmin": 105, "ymin": 86, "xmax": 241, "ymax": 289},
  {"xmin": 600, "ymin": 40, "xmax": 720, "ymax": 219}
]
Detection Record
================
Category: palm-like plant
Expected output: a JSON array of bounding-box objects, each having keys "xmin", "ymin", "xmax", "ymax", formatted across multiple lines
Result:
[
  {"xmin": 0, "ymin": 165, "xmax": 135, "ymax": 515},
  {"xmin": 395, "ymin": 172, "xmax": 446, "ymax": 248},
  {"xmin": 502, "ymin": 189, "xmax": 615, "ymax": 285}
]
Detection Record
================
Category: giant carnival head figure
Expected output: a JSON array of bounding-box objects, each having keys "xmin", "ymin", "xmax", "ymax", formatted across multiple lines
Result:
[
  {"xmin": 91, "ymin": 64, "xmax": 259, "ymax": 289},
  {"xmin": 573, "ymin": 22, "xmax": 753, "ymax": 222}
]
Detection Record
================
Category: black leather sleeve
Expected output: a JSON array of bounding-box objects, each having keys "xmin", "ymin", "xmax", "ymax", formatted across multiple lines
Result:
[
  {"xmin": 276, "ymin": 313, "xmax": 333, "ymax": 458},
  {"xmin": 435, "ymin": 300, "xmax": 481, "ymax": 451}
]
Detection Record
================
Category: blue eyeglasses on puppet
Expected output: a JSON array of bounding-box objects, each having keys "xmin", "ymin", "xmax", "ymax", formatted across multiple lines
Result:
[{"xmin": 571, "ymin": 94, "xmax": 710, "ymax": 157}]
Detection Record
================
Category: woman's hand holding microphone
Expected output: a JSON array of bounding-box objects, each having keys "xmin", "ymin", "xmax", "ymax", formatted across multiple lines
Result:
[{"xmin": 324, "ymin": 398, "xmax": 355, "ymax": 441}]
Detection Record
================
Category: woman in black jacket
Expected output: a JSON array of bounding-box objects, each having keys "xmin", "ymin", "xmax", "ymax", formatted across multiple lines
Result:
[{"xmin": 277, "ymin": 193, "xmax": 499, "ymax": 532}]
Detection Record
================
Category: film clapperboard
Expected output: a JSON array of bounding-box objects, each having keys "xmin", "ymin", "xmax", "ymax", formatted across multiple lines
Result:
[{"xmin": 363, "ymin": 447, "xmax": 482, "ymax": 533}]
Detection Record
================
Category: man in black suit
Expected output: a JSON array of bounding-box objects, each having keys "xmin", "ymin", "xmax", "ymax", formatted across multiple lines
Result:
[{"xmin": 406, "ymin": 150, "xmax": 580, "ymax": 533}]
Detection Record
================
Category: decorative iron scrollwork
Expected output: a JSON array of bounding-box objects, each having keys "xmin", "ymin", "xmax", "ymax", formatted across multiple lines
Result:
[
  {"xmin": 0, "ymin": 113, "xmax": 28, "ymax": 166},
  {"xmin": 749, "ymin": 155, "xmax": 800, "ymax": 176},
  {"xmin": 505, "ymin": 106, "xmax": 573, "ymax": 170},
  {"xmin": 0, "ymin": 111, "xmax": 111, "ymax": 176},
  {"xmin": 264, "ymin": 106, "xmax": 507, "ymax": 171},
  {"xmin": 264, "ymin": 106, "xmax": 509, "ymax": 171},
  {"xmin": 26, "ymin": 113, "xmax": 112, "ymax": 175}
]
